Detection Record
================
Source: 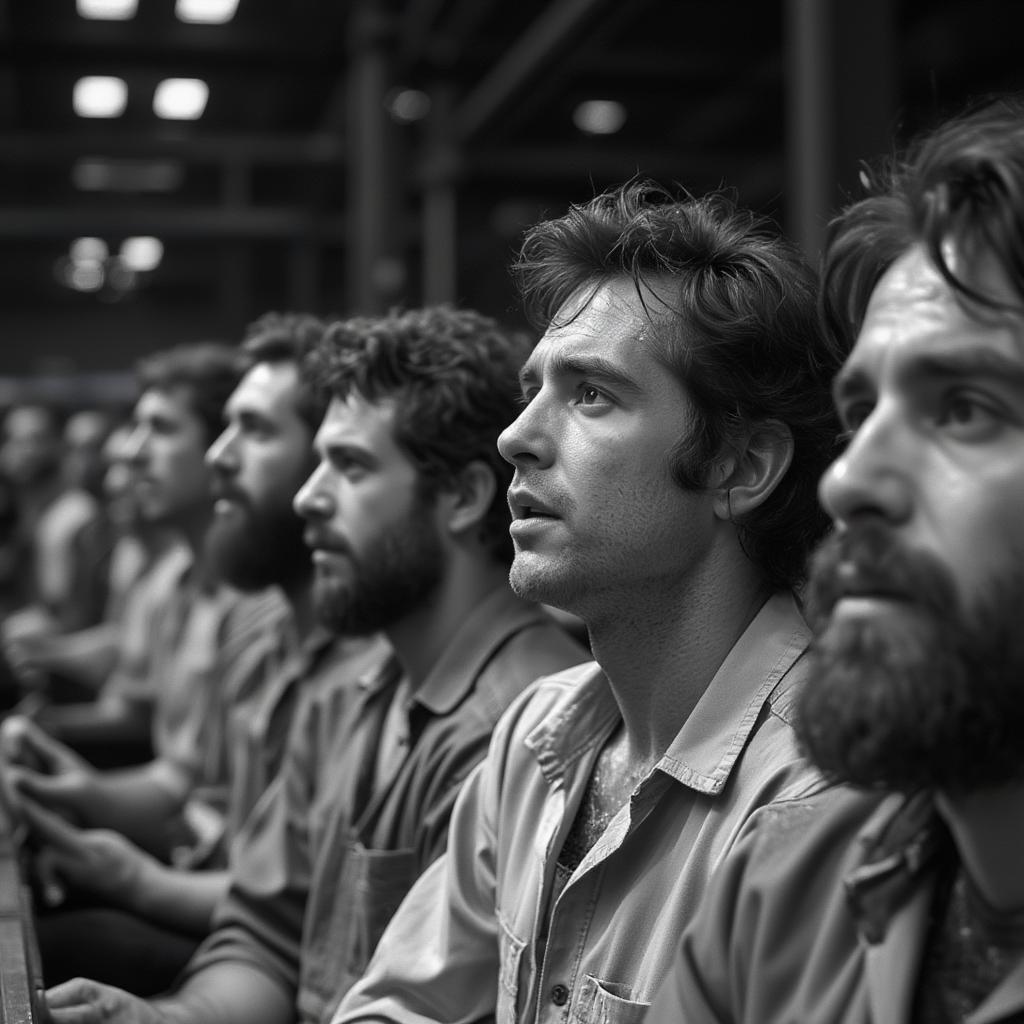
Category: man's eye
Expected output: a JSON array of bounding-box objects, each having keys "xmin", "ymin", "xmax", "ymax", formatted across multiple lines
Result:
[
  {"xmin": 575, "ymin": 385, "xmax": 608, "ymax": 407},
  {"xmin": 937, "ymin": 393, "xmax": 1002, "ymax": 439},
  {"xmin": 839, "ymin": 400, "xmax": 873, "ymax": 433}
]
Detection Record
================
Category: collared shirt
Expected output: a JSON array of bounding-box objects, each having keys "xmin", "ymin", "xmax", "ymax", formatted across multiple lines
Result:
[
  {"xmin": 101, "ymin": 541, "xmax": 193, "ymax": 709},
  {"xmin": 182, "ymin": 584, "xmax": 587, "ymax": 1024},
  {"xmin": 335, "ymin": 590, "xmax": 827, "ymax": 1024},
  {"xmin": 647, "ymin": 787, "xmax": 1024, "ymax": 1024}
]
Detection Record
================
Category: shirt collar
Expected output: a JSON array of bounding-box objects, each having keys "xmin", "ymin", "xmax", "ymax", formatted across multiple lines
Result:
[
  {"xmin": 843, "ymin": 790, "xmax": 949, "ymax": 945},
  {"xmin": 659, "ymin": 590, "xmax": 812, "ymax": 794},
  {"xmin": 411, "ymin": 583, "xmax": 555, "ymax": 715},
  {"xmin": 524, "ymin": 591, "xmax": 811, "ymax": 792}
]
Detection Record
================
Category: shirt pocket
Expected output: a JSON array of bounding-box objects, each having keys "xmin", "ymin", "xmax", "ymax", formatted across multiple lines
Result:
[
  {"xmin": 304, "ymin": 839, "xmax": 420, "ymax": 1013},
  {"xmin": 572, "ymin": 976, "xmax": 649, "ymax": 1024},
  {"xmin": 496, "ymin": 909, "xmax": 527, "ymax": 1024}
]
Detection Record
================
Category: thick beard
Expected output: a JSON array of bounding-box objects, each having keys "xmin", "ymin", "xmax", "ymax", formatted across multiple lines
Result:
[
  {"xmin": 796, "ymin": 523, "xmax": 1024, "ymax": 795},
  {"xmin": 313, "ymin": 496, "xmax": 444, "ymax": 637},
  {"xmin": 206, "ymin": 497, "xmax": 312, "ymax": 593}
]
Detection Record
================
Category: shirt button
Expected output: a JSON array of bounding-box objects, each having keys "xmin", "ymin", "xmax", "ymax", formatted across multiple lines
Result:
[{"xmin": 551, "ymin": 984, "xmax": 569, "ymax": 1006}]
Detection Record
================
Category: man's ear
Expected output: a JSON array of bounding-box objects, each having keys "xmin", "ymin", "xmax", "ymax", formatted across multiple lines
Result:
[
  {"xmin": 439, "ymin": 459, "xmax": 498, "ymax": 538},
  {"xmin": 710, "ymin": 420, "xmax": 794, "ymax": 521}
]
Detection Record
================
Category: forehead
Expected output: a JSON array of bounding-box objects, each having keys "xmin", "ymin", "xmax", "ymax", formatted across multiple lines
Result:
[
  {"xmin": 842, "ymin": 244, "xmax": 1024, "ymax": 382},
  {"xmin": 315, "ymin": 392, "xmax": 402, "ymax": 451},
  {"xmin": 527, "ymin": 277, "xmax": 673, "ymax": 371},
  {"xmin": 226, "ymin": 361, "xmax": 301, "ymax": 418},
  {"xmin": 133, "ymin": 385, "xmax": 199, "ymax": 424}
]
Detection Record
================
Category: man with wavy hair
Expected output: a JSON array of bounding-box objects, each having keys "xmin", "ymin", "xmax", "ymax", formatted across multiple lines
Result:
[
  {"xmin": 648, "ymin": 97, "xmax": 1024, "ymax": 1023},
  {"xmin": 332, "ymin": 182, "xmax": 844, "ymax": 1024}
]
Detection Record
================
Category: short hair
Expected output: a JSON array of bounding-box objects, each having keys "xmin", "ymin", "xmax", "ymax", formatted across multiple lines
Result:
[
  {"xmin": 306, "ymin": 306, "xmax": 533, "ymax": 566},
  {"xmin": 242, "ymin": 312, "xmax": 332, "ymax": 432},
  {"xmin": 513, "ymin": 180, "xmax": 844, "ymax": 591},
  {"xmin": 136, "ymin": 342, "xmax": 244, "ymax": 445},
  {"xmin": 822, "ymin": 94, "xmax": 1024, "ymax": 347}
]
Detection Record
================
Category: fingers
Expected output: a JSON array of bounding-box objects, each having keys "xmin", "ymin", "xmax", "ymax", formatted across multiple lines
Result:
[
  {"xmin": 0, "ymin": 716, "xmax": 64, "ymax": 772},
  {"xmin": 34, "ymin": 845, "xmax": 67, "ymax": 908},
  {"xmin": 18, "ymin": 797, "xmax": 81, "ymax": 850},
  {"xmin": 47, "ymin": 978, "xmax": 139, "ymax": 1024}
]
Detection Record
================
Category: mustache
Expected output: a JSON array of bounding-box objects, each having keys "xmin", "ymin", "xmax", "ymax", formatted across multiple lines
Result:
[
  {"xmin": 303, "ymin": 528, "xmax": 351, "ymax": 555},
  {"xmin": 806, "ymin": 521, "xmax": 959, "ymax": 629}
]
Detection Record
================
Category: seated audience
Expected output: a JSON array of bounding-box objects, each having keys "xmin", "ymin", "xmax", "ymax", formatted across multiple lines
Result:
[
  {"xmin": 326, "ymin": 182, "xmax": 843, "ymax": 1024},
  {"xmin": 0, "ymin": 401, "xmax": 109, "ymax": 638},
  {"xmin": 42, "ymin": 305, "xmax": 586, "ymax": 1024},
  {"xmin": 2, "ymin": 316, "xmax": 349, "ymax": 994},
  {"xmin": 0, "ymin": 343, "xmax": 283, "ymax": 861},
  {"xmin": 647, "ymin": 96, "xmax": 1024, "ymax": 1023}
]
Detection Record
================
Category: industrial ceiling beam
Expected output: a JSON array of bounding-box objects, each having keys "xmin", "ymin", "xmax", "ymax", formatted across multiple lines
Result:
[
  {"xmin": 0, "ymin": 206, "xmax": 347, "ymax": 240},
  {"xmin": 0, "ymin": 133, "xmax": 346, "ymax": 165},
  {"xmin": 452, "ymin": 0, "xmax": 616, "ymax": 143}
]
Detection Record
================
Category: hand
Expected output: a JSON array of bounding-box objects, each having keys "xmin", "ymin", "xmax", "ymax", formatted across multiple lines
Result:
[
  {"xmin": 0, "ymin": 716, "xmax": 96, "ymax": 821},
  {"xmin": 46, "ymin": 978, "xmax": 175, "ymax": 1024},
  {"xmin": 19, "ymin": 799, "xmax": 148, "ymax": 911}
]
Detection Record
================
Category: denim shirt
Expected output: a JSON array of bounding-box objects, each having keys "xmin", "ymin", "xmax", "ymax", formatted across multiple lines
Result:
[{"xmin": 336, "ymin": 590, "xmax": 827, "ymax": 1024}]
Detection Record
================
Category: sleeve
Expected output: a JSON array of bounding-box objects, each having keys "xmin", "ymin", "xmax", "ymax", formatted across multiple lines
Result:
[
  {"xmin": 644, "ymin": 821, "xmax": 755, "ymax": 1024},
  {"xmin": 179, "ymin": 686, "xmax": 321, "ymax": 999},
  {"xmin": 332, "ymin": 735, "xmax": 507, "ymax": 1024}
]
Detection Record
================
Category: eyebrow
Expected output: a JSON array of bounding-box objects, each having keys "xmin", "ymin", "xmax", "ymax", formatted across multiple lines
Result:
[
  {"xmin": 518, "ymin": 352, "xmax": 644, "ymax": 396},
  {"xmin": 834, "ymin": 348, "xmax": 1024, "ymax": 404}
]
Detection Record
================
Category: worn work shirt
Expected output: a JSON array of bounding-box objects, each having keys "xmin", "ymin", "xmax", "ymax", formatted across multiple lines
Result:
[
  {"xmin": 183, "ymin": 584, "xmax": 587, "ymax": 1024},
  {"xmin": 335, "ymin": 591, "xmax": 827, "ymax": 1024},
  {"xmin": 647, "ymin": 786, "xmax": 1024, "ymax": 1024}
]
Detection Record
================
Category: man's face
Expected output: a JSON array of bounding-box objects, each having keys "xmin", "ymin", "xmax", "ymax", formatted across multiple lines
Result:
[
  {"xmin": 496, "ymin": 278, "xmax": 714, "ymax": 618},
  {"xmin": 1, "ymin": 406, "xmax": 61, "ymax": 487},
  {"xmin": 797, "ymin": 243, "xmax": 1024, "ymax": 793},
  {"xmin": 124, "ymin": 386, "xmax": 213, "ymax": 527},
  {"xmin": 294, "ymin": 392, "xmax": 444, "ymax": 636},
  {"xmin": 205, "ymin": 361, "xmax": 314, "ymax": 592}
]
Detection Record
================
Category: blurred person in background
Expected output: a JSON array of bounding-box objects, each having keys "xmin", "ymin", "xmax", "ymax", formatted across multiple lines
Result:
[
  {"xmin": 3, "ymin": 314, "xmax": 375, "ymax": 996},
  {"xmin": 0, "ymin": 401, "xmax": 111, "ymax": 639}
]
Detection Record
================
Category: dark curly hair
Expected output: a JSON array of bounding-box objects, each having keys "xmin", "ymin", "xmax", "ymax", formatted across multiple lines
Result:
[
  {"xmin": 305, "ymin": 306, "xmax": 533, "ymax": 566},
  {"xmin": 513, "ymin": 180, "xmax": 845, "ymax": 591},
  {"xmin": 822, "ymin": 94, "xmax": 1024, "ymax": 348},
  {"xmin": 136, "ymin": 341, "xmax": 244, "ymax": 446},
  {"xmin": 242, "ymin": 312, "xmax": 332, "ymax": 432}
]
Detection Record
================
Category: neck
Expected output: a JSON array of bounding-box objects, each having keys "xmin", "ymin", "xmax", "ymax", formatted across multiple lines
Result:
[
  {"xmin": 177, "ymin": 506, "xmax": 213, "ymax": 556},
  {"xmin": 582, "ymin": 552, "xmax": 771, "ymax": 764},
  {"xmin": 385, "ymin": 551, "xmax": 508, "ymax": 690},
  {"xmin": 281, "ymin": 574, "xmax": 317, "ymax": 640},
  {"xmin": 937, "ymin": 782, "xmax": 1024, "ymax": 913}
]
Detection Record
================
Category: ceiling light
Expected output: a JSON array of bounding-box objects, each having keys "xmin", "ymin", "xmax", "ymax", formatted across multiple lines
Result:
[
  {"xmin": 73, "ymin": 76, "xmax": 128, "ymax": 119},
  {"xmin": 69, "ymin": 238, "xmax": 108, "ymax": 263},
  {"xmin": 120, "ymin": 237, "xmax": 164, "ymax": 272},
  {"xmin": 386, "ymin": 88, "xmax": 431, "ymax": 124},
  {"xmin": 67, "ymin": 261, "xmax": 106, "ymax": 293},
  {"xmin": 153, "ymin": 78, "xmax": 209, "ymax": 120},
  {"xmin": 77, "ymin": 0, "xmax": 138, "ymax": 18},
  {"xmin": 572, "ymin": 99, "xmax": 627, "ymax": 136},
  {"xmin": 175, "ymin": 0, "xmax": 240, "ymax": 24}
]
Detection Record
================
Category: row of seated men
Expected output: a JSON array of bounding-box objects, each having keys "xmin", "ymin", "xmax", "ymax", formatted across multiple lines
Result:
[{"xmin": 0, "ymin": 92, "xmax": 1022, "ymax": 1024}]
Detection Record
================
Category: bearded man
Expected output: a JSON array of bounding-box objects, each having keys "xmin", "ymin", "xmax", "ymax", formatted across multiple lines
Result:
[{"xmin": 647, "ymin": 96, "xmax": 1024, "ymax": 1023}]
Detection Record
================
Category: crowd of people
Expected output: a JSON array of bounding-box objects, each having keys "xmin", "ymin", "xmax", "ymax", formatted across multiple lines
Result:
[{"xmin": 0, "ymin": 93, "xmax": 1021, "ymax": 1023}]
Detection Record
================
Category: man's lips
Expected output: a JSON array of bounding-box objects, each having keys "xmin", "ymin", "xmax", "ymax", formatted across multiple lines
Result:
[{"xmin": 507, "ymin": 489, "xmax": 560, "ymax": 521}]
